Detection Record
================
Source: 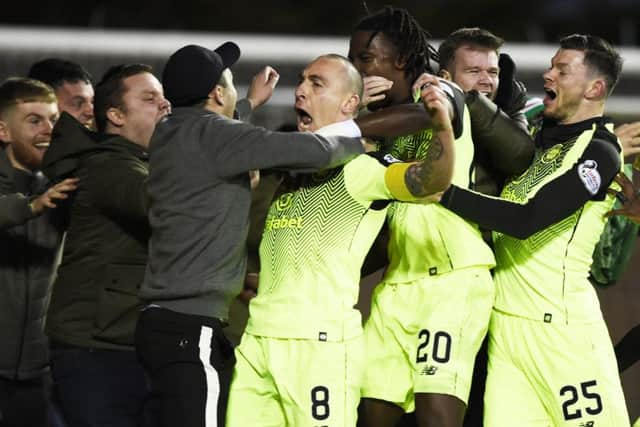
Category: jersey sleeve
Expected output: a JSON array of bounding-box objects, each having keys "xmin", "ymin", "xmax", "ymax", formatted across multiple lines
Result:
[
  {"xmin": 344, "ymin": 152, "xmax": 434, "ymax": 205},
  {"xmin": 439, "ymin": 79, "xmax": 465, "ymax": 139},
  {"xmin": 343, "ymin": 153, "xmax": 394, "ymax": 205},
  {"xmin": 440, "ymin": 132, "xmax": 621, "ymax": 239}
]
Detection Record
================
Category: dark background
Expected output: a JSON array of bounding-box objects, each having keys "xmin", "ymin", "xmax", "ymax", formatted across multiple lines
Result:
[
  {"xmin": 2, "ymin": 1, "xmax": 640, "ymax": 422},
  {"xmin": 2, "ymin": 0, "xmax": 639, "ymax": 45}
]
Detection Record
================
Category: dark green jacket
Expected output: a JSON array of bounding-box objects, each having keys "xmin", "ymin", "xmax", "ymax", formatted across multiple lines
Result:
[
  {"xmin": 42, "ymin": 113, "xmax": 149, "ymax": 351},
  {"xmin": 0, "ymin": 149, "xmax": 64, "ymax": 380}
]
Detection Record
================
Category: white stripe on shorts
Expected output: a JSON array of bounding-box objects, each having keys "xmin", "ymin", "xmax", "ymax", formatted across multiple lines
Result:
[{"xmin": 199, "ymin": 325, "xmax": 221, "ymax": 427}]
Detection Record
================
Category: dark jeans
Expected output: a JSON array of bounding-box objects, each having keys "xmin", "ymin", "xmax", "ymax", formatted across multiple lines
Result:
[
  {"xmin": 135, "ymin": 306, "xmax": 235, "ymax": 427},
  {"xmin": 0, "ymin": 375, "xmax": 48, "ymax": 427},
  {"xmin": 50, "ymin": 346, "xmax": 151, "ymax": 427}
]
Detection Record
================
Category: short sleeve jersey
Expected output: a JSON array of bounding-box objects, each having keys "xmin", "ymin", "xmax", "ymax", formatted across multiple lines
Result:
[
  {"xmin": 383, "ymin": 80, "xmax": 495, "ymax": 283},
  {"xmin": 247, "ymin": 153, "xmax": 406, "ymax": 341}
]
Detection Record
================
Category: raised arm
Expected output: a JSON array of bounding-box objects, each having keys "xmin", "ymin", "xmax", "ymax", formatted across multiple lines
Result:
[
  {"xmin": 355, "ymin": 75, "xmax": 465, "ymax": 141},
  {"xmin": 385, "ymin": 75, "xmax": 455, "ymax": 200}
]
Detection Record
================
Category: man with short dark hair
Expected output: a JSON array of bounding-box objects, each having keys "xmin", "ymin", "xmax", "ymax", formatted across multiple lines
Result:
[
  {"xmin": 28, "ymin": 58, "xmax": 94, "ymax": 129},
  {"xmin": 438, "ymin": 27, "xmax": 504, "ymax": 104},
  {"xmin": 440, "ymin": 34, "xmax": 629, "ymax": 426},
  {"xmin": 438, "ymin": 27, "xmax": 535, "ymax": 197},
  {"xmin": 42, "ymin": 64, "xmax": 170, "ymax": 427},
  {"xmin": 0, "ymin": 77, "xmax": 77, "ymax": 427},
  {"xmin": 436, "ymin": 27, "xmax": 537, "ymax": 426}
]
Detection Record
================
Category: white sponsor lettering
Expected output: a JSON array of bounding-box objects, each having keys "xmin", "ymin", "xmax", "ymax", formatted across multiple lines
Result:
[{"xmin": 577, "ymin": 159, "xmax": 601, "ymax": 195}]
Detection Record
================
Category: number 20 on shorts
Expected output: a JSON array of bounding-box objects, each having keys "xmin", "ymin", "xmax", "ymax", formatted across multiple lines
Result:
[{"xmin": 416, "ymin": 329, "xmax": 452, "ymax": 363}]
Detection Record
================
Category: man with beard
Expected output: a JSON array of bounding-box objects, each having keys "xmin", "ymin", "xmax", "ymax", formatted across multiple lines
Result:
[
  {"xmin": 439, "ymin": 34, "xmax": 629, "ymax": 426},
  {"xmin": 0, "ymin": 78, "xmax": 77, "ymax": 427}
]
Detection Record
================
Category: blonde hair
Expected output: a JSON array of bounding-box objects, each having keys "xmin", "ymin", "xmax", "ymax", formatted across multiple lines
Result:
[{"xmin": 0, "ymin": 77, "xmax": 57, "ymax": 118}]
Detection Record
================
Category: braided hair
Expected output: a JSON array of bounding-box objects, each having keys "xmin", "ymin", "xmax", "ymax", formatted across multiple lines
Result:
[{"xmin": 354, "ymin": 5, "xmax": 439, "ymax": 83}]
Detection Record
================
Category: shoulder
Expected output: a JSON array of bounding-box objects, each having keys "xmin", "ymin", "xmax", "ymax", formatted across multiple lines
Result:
[
  {"xmin": 585, "ymin": 123, "xmax": 621, "ymax": 163},
  {"xmin": 84, "ymin": 145, "xmax": 147, "ymax": 176},
  {"xmin": 364, "ymin": 151, "xmax": 404, "ymax": 167},
  {"xmin": 438, "ymin": 78, "xmax": 464, "ymax": 100}
]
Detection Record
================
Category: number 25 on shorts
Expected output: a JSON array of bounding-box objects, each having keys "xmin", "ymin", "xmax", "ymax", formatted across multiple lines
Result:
[{"xmin": 559, "ymin": 380, "xmax": 603, "ymax": 421}]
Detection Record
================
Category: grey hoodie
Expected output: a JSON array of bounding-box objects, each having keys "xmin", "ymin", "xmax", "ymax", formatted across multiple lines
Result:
[{"xmin": 141, "ymin": 107, "xmax": 363, "ymax": 318}]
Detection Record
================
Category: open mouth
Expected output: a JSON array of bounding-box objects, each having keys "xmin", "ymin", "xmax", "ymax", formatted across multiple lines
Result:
[
  {"xmin": 295, "ymin": 107, "xmax": 313, "ymax": 131},
  {"xmin": 33, "ymin": 142, "xmax": 50, "ymax": 150},
  {"xmin": 544, "ymin": 88, "xmax": 557, "ymax": 100}
]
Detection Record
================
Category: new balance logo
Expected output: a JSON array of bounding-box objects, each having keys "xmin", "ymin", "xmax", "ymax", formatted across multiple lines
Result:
[
  {"xmin": 420, "ymin": 365, "xmax": 438, "ymax": 375},
  {"xmin": 579, "ymin": 421, "xmax": 594, "ymax": 427}
]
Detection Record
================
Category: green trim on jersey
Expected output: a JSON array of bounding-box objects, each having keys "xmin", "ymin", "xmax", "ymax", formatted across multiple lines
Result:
[
  {"xmin": 493, "ymin": 123, "xmax": 623, "ymax": 323},
  {"xmin": 247, "ymin": 154, "xmax": 395, "ymax": 341},
  {"xmin": 384, "ymin": 105, "xmax": 495, "ymax": 283}
]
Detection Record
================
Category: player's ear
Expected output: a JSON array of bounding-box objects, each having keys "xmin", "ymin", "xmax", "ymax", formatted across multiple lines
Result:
[
  {"xmin": 343, "ymin": 94, "xmax": 360, "ymax": 116},
  {"xmin": 106, "ymin": 107, "xmax": 126, "ymax": 127},
  {"xmin": 211, "ymin": 85, "xmax": 225, "ymax": 106},
  {"xmin": 0, "ymin": 119, "xmax": 10, "ymax": 143},
  {"xmin": 438, "ymin": 69, "xmax": 452, "ymax": 81},
  {"xmin": 394, "ymin": 53, "xmax": 408, "ymax": 71},
  {"xmin": 585, "ymin": 78, "xmax": 606, "ymax": 101}
]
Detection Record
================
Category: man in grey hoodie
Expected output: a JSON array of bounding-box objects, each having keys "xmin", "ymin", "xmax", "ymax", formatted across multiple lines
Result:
[{"xmin": 135, "ymin": 42, "xmax": 369, "ymax": 427}]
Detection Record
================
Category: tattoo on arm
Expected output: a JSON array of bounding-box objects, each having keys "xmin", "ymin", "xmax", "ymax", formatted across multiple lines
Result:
[{"xmin": 405, "ymin": 137, "xmax": 444, "ymax": 197}]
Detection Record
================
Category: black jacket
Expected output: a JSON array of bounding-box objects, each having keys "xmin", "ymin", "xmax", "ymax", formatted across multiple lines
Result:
[
  {"xmin": 0, "ymin": 148, "xmax": 63, "ymax": 380},
  {"xmin": 42, "ymin": 112, "xmax": 149, "ymax": 351}
]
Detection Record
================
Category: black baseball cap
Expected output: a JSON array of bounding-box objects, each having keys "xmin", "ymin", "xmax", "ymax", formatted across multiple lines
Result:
[{"xmin": 162, "ymin": 42, "xmax": 241, "ymax": 107}]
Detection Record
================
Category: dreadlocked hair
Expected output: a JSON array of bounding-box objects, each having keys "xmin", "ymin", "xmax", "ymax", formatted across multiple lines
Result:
[{"xmin": 354, "ymin": 5, "xmax": 439, "ymax": 82}]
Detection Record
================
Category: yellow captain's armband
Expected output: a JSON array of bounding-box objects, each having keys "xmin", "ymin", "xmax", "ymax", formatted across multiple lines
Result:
[{"xmin": 385, "ymin": 162, "xmax": 417, "ymax": 201}]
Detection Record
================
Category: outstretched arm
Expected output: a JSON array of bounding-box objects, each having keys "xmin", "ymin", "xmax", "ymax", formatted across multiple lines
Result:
[
  {"xmin": 0, "ymin": 177, "xmax": 78, "ymax": 229},
  {"xmin": 441, "ymin": 131, "xmax": 621, "ymax": 239}
]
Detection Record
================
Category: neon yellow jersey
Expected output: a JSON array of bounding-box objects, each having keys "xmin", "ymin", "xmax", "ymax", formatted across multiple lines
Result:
[
  {"xmin": 493, "ymin": 124, "xmax": 623, "ymax": 323},
  {"xmin": 247, "ymin": 154, "xmax": 403, "ymax": 341},
  {"xmin": 384, "ymin": 104, "xmax": 495, "ymax": 283}
]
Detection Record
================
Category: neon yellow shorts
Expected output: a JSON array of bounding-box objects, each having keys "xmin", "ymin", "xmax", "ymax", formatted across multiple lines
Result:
[
  {"xmin": 226, "ymin": 332, "xmax": 364, "ymax": 426},
  {"xmin": 484, "ymin": 309, "xmax": 630, "ymax": 426},
  {"xmin": 361, "ymin": 266, "xmax": 494, "ymax": 412}
]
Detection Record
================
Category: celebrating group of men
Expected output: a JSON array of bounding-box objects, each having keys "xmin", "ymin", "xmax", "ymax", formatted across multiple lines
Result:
[{"xmin": 1, "ymin": 5, "xmax": 638, "ymax": 427}]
